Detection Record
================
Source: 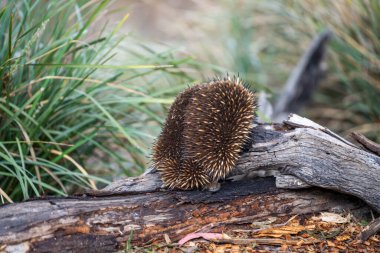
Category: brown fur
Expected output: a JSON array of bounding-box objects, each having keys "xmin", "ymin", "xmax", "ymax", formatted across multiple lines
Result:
[
  {"xmin": 152, "ymin": 77, "xmax": 256, "ymax": 190},
  {"xmin": 152, "ymin": 85, "xmax": 210, "ymax": 189}
]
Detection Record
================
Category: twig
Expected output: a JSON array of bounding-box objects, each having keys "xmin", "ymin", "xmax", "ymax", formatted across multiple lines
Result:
[
  {"xmin": 196, "ymin": 214, "xmax": 271, "ymax": 233},
  {"xmin": 360, "ymin": 216, "xmax": 380, "ymax": 241},
  {"xmin": 212, "ymin": 237, "xmax": 320, "ymax": 246},
  {"xmin": 351, "ymin": 132, "xmax": 380, "ymax": 156},
  {"xmin": 233, "ymin": 215, "xmax": 299, "ymax": 233}
]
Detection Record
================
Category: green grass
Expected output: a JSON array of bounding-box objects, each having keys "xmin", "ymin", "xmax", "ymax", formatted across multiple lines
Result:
[
  {"xmin": 167, "ymin": 1, "xmax": 379, "ymax": 140},
  {"xmin": 0, "ymin": 0, "xmax": 202, "ymax": 203},
  {"xmin": 275, "ymin": 1, "xmax": 380, "ymax": 140},
  {"xmin": 247, "ymin": 0, "xmax": 380, "ymax": 139},
  {"xmin": 2, "ymin": 0, "xmax": 378, "ymax": 204}
]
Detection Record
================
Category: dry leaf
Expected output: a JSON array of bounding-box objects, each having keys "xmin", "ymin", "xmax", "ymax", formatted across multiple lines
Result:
[
  {"xmin": 251, "ymin": 217, "xmax": 277, "ymax": 228},
  {"xmin": 164, "ymin": 233, "xmax": 171, "ymax": 244},
  {"xmin": 320, "ymin": 212, "xmax": 349, "ymax": 224},
  {"xmin": 326, "ymin": 240, "xmax": 335, "ymax": 247},
  {"xmin": 256, "ymin": 225, "xmax": 315, "ymax": 237},
  {"xmin": 280, "ymin": 244, "xmax": 288, "ymax": 251},
  {"xmin": 178, "ymin": 232, "xmax": 227, "ymax": 245},
  {"xmin": 336, "ymin": 234, "xmax": 350, "ymax": 241}
]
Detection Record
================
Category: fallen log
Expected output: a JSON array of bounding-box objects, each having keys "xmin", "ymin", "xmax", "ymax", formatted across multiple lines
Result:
[
  {"xmin": 95, "ymin": 114, "xmax": 380, "ymax": 212},
  {"xmin": 235, "ymin": 114, "xmax": 380, "ymax": 212},
  {"xmin": 0, "ymin": 114, "xmax": 379, "ymax": 252},
  {"xmin": 0, "ymin": 180, "xmax": 365, "ymax": 252}
]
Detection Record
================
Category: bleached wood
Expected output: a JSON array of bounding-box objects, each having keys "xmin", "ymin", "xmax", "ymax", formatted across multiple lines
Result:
[
  {"xmin": 234, "ymin": 114, "xmax": 380, "ymax": 212},
  {"xmin": 0, "ymin": 180, "xmax": 363, "ymax": 252},
  {"xmin": 0, "ymin": 115, "xmax": 379, "ymax": 252}
]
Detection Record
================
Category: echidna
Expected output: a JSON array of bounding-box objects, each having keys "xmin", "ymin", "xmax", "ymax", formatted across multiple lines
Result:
[{"xmin": 152, "ymin": 76, "xmax": 256, "ymax": 190}]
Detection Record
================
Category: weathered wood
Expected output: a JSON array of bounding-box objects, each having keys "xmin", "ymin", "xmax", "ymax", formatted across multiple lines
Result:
[
  {"xmin": 275, "ymin": 174, "xmax": 311, "ymax": 189},
  {"xmin": 92, "ymin": 114, "xmax": 380, "ymax": 212},
  {"xmin": 1, "ymin": 114, "xmax": 379, "ymax": 252},
  {"xmin": 272, "ymin": 30, "xmax": 331, "ymax": 121},
  {"xmin": 0, "ymin": 178, "xmax": 364, "ymax": 252},
  {"xmin": 361, "ymin": 216, "xmax": 380, "ymax": 241},
  {"xmin": 234, "ymin": 114, "xmax": 380, "ymax": 212},
  {"xmin": 351, "ymin": 132, "xmax": 380, "ymax": 156}
]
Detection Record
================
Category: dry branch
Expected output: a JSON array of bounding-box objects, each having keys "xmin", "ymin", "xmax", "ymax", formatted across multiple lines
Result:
[
  {"xmin": 0, "ymin": 181, "xmax": 364, "ymax": 252},
  {"xmin": 272, "ymin": 30, "xmax": 331, "ymax": 121},
  {"xmin": 360, "ymin": 216, "xmax": 380, "ymax": 241},
  {"xmin": 0, "ymin": 114, "xmax": 379, "ymax": 252},
  {"xmin": 234, "ymin": 114, "xmax": 380, "ymax": 212}
]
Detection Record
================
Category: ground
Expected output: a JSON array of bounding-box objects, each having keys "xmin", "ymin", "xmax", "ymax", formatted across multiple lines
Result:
[{"xmin": 128, "ymin": 212, "xmax": 380, "ymax": 252}]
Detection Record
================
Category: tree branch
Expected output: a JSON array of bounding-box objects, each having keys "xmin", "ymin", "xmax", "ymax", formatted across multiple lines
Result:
[{"xmin": 1, "ymin": 114, "xmax": 379, "ymax": 252}]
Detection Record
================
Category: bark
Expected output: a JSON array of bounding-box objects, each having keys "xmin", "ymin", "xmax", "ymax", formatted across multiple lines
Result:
[
  {"xmin": 0, "ymin": 114, "xmax": 379, "ymax": 252},
  {"xmin": 94, "ymin": 114, "xmax": 380, "ymax": 212},
  {"xmin": 0, "ymin": 179, "xmax": 364, "ymax": 252},
  {"xmin": 360, "ymin": 216, "xmax": 380, "ymax": 241},
  {"xmin": 272, "ymin": 30, "xmax": 331, "ymax": 121},
  {"xmin": 235, "ymin": 114, "xmax": 380, "ymax": 212}
]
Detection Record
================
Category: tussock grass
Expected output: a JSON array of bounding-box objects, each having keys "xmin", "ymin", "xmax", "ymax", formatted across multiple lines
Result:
[
  {"xmin": 2, "ymin": 0, "xmax": 378, "ymax": 204},
  {"xmin": 278, "ymin": 1, "xmax": 380, "ymax": 140},
  {"xmin": 144, "ymin": 0, "xmax": 379, "ymax": 140},
  {"xmin": 0, "ymin": 0, "xmax": 201, "ymax": 203}
]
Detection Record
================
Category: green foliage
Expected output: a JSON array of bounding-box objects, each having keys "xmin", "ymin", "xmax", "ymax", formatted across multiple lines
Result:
[
  {"xmin": 262, "ymin": 0, "xmax": 380, "ymax": 138},
  {"xmin": 2, "ymin": 0, "xmax": 378, "ymax": 204},
  {"xmin": 0, "ymin": 0, "xmax": 200, "ymax": 203},
  {"xmin": 285, "ymin": 1, "xmax": 380, "ymax": 138},
  {"xmin": 182, "ymin": 1, "xmax": 379, "ymax": 138}
]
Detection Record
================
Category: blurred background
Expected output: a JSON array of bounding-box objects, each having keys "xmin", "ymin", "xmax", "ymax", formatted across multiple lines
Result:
[{"xmin": 0, "ymin": 0, "xmax": 379, "ymax": 202}]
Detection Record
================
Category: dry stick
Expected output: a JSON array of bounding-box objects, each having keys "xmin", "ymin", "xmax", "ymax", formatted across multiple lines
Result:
[
  {"xmin": 351, "ymin": 132, "xmax": 380, "ymax": 156},
  {"xmin": 272, "ymin": 30, "xmax": 331, "ymax": 121},
  {"xmin": 360, "ymin": 216, "xmax": 380, "ymax": 242},
  {"xmin": 232, "ymin": 215, "xmax": 298, "ymax": 234},
  {"xmin": 212, "ymin": 238, "xmax": 320, "ymax": 246},
  {"xmin": 350, "ymin": 132, "xmax": 380, "ymax": 241},
  {"xmin": 197, "ymin": 215, "xmax": 298, "ymax": 235},
  {"xmin": 196, "ymin": 214, "xmax": 272, "ymax": 233}
]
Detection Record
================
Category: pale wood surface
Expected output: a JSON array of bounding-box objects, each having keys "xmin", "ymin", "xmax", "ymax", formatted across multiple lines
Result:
[{"xmin": 1, "ymin": 115, "xmax": 379, "ymax": 252}]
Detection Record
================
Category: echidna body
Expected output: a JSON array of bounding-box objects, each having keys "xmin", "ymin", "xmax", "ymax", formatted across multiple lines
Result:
[
  {"xmin": 152, "ymin": 77, "xmax": 256, "ymax": 190},
  {"xmin": 152, "ymin": 85, "xmax": 211, "ymax": 189}
]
